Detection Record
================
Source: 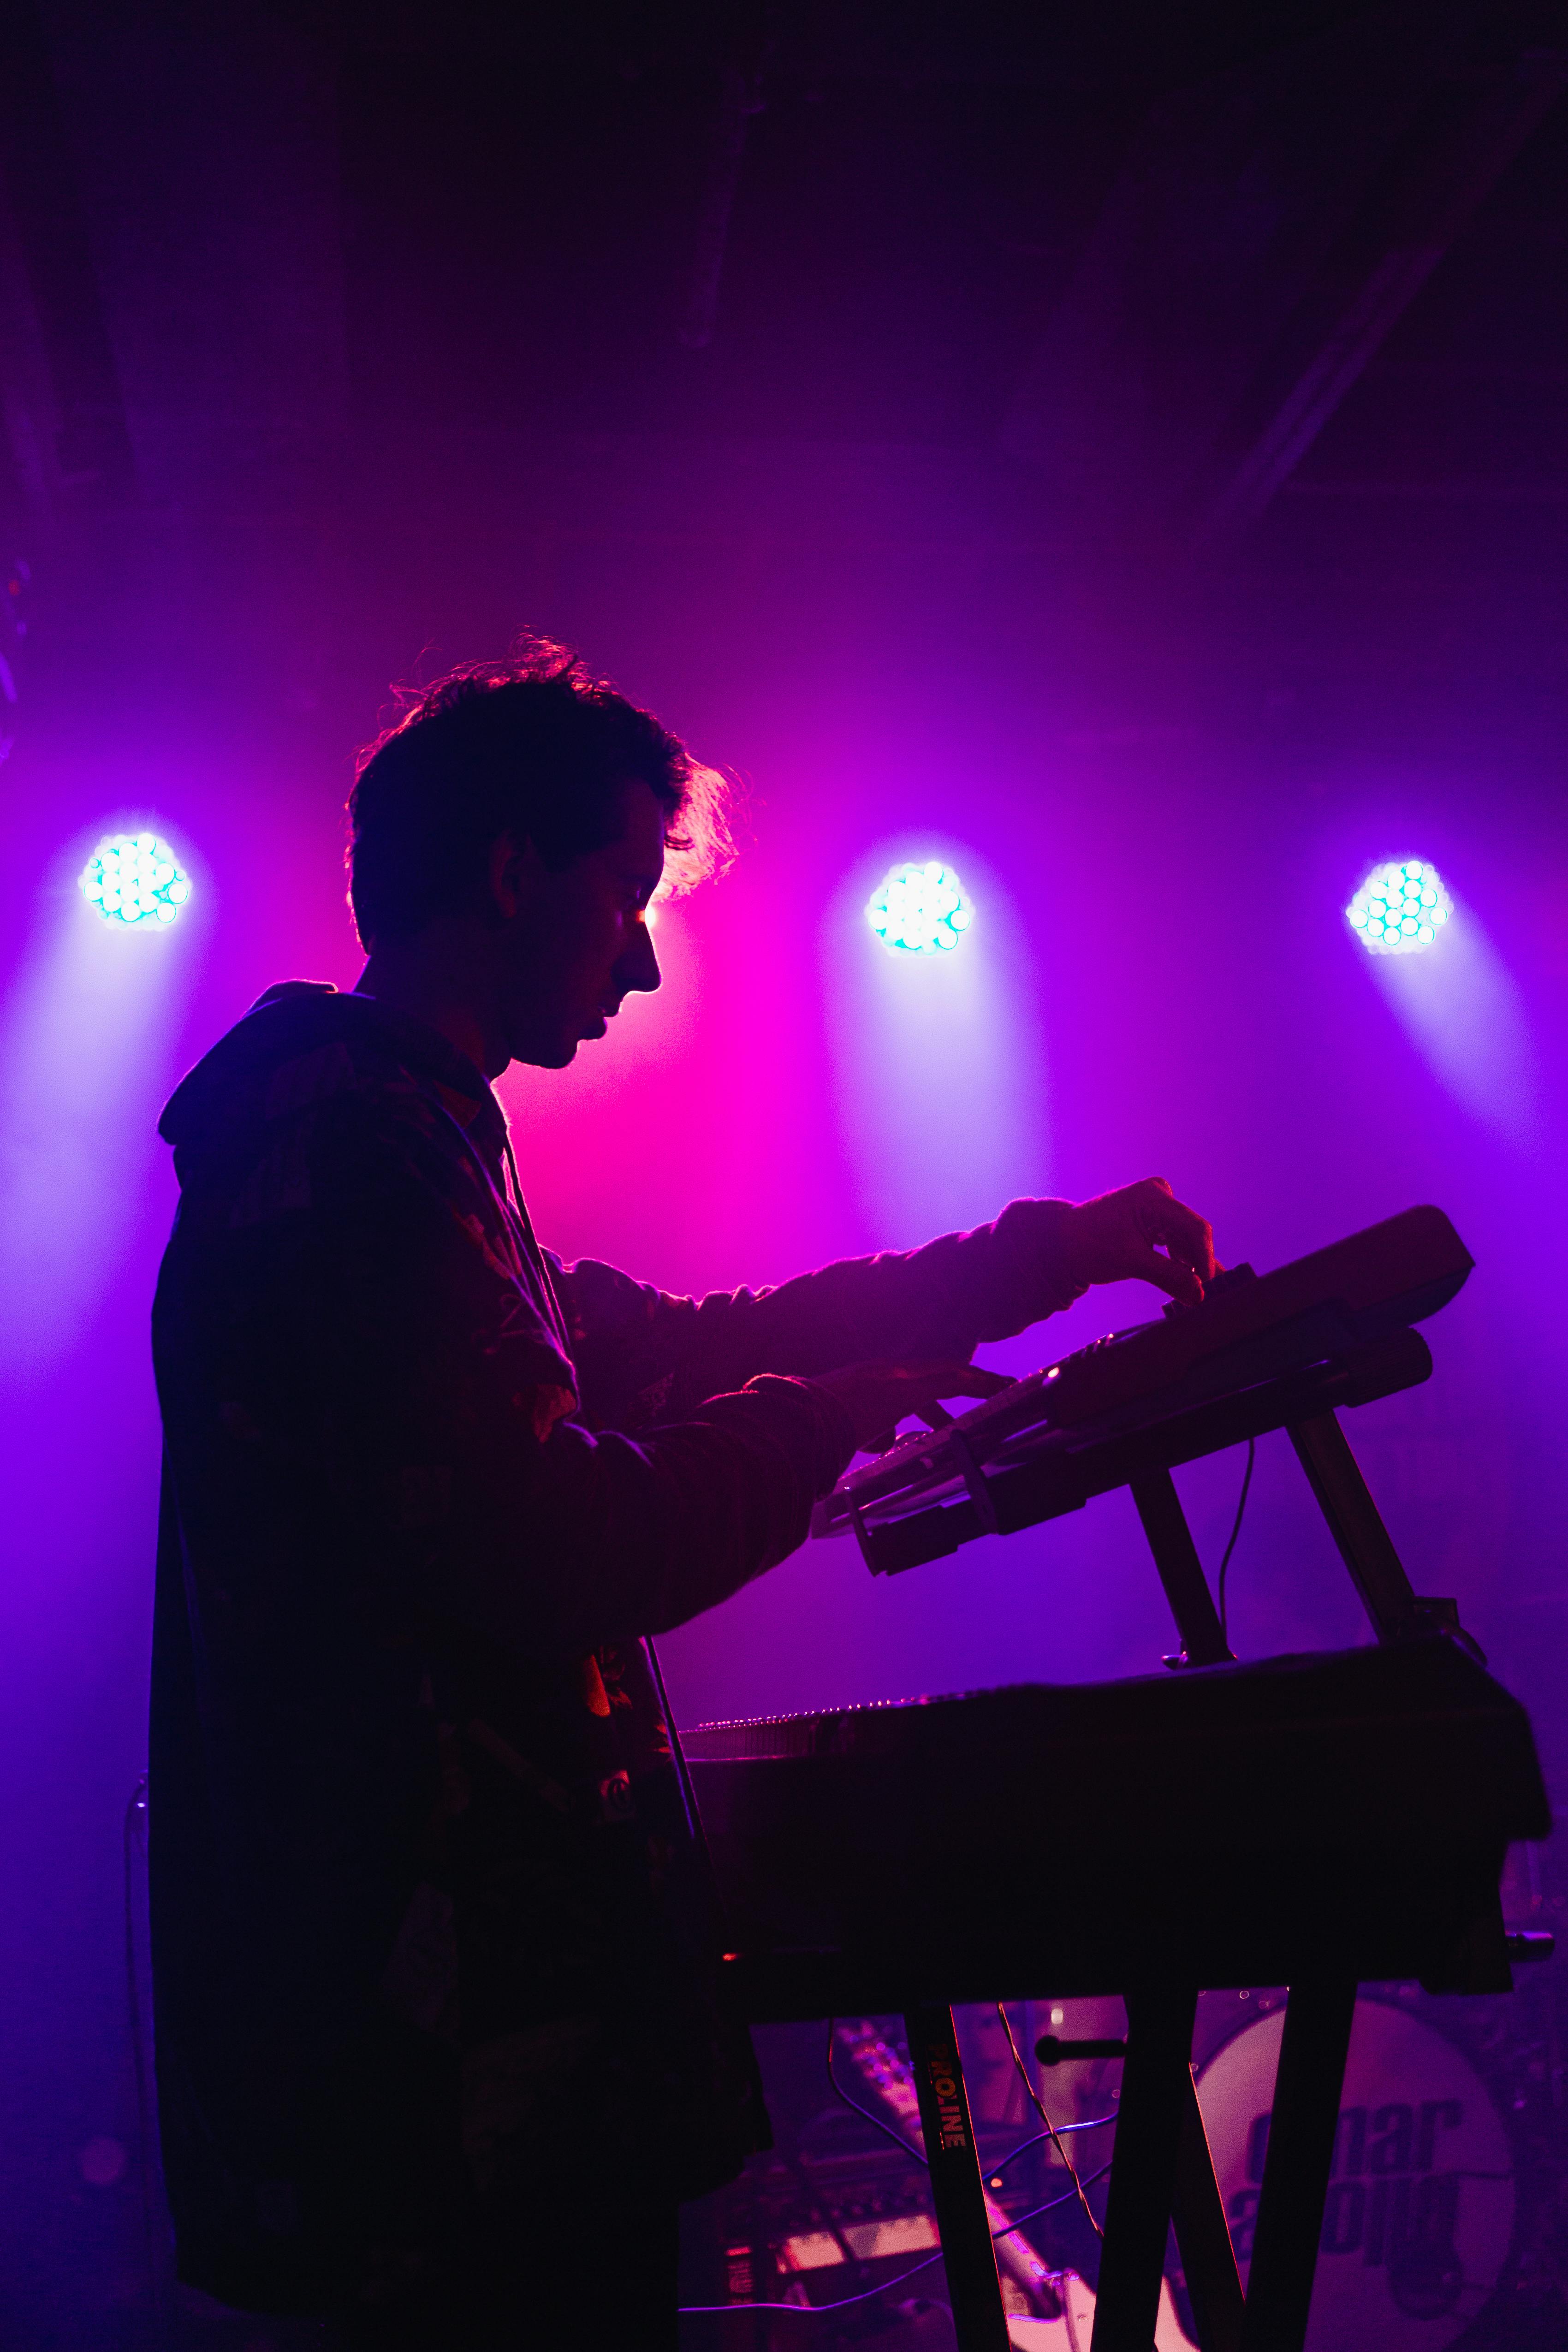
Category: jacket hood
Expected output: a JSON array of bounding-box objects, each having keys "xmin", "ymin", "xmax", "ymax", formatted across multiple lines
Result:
[{"xmin": 158, "ymin": 981, "xmax": 506, "ymax": 1190}]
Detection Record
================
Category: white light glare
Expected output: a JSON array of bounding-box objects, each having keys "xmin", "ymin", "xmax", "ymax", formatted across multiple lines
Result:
[
  {"xmin": 79, "ymin": 832, "xmax": 191, "ymax": 929},
  {"xmin": 1346, "ymin": 858, "xmax": 1451, "ymax": 955},
  {"xmin": 867, "ymin": 859, "xmax": 973, "ymax": 956}
]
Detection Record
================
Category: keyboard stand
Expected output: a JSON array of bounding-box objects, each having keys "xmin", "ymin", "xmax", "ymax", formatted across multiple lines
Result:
[
  {"xmin": 1237, "ymin": 1981, "xmax": 1359, "ymax": 2350},
  {"xmin": 1093, "ymin": 1984, "xmax": 1203, "ymax": 2348},
  {"xmin": 903, "ymin": 2005, "xmax": 1011, "ymax": 2351},
  {"xmin": 861, "ymin": 1420, "xmax": 1484, "ymax": 2352},
  {"xmin": 1130, "ymin": 1468, "xmax": 1233, "ymax": 1665},
  {"xmin": 1127, "ymin": 1391, "xmax": 1480, "ymax": 1666},
  {"xmin": 1172, "ymin": 2062, "xmax": 1245, "ymax": 2352},
  {"xmin": 879, "ymin": 1973, "xmax": 1375, "ymax": 2352},
  {"xmin": 1080, "ymin": 1410, "xmax": 1475, "ymax": 2350},
  {"xmin": 1287, "ymin": 1410, "xmax": 1473, "ymax": 1650},
  {"xmin": 714, "ymin": 1217, "xmax": 1526, "ymax": 2352}
]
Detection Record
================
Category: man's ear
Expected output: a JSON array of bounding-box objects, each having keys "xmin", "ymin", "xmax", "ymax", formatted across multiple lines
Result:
[{"xmin": 486, "ymin": 831, "xmax": 548, "ymax": 921}]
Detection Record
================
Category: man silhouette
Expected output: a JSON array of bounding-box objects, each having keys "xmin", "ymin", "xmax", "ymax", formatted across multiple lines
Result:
[{"xmin": 149, "ymin": 639, "xmax": 1214, "ymax": 2346}]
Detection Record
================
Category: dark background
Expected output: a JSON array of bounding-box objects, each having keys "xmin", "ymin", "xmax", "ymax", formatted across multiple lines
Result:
[{"xmin": 0, "ymin": 4, "xmax": 1565, "ymax": 2344}]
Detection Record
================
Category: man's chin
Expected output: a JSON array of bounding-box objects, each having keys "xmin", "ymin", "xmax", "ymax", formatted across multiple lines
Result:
[
  {"xmin": 511, "ymin": 1035, "xmax": 579, "ymax": 1071},
  {"xmin": 510, "ymin": 1012, "xmax": 605, "ymax": 1069}
]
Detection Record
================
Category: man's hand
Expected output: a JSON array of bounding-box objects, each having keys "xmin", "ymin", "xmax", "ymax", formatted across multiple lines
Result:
[
  {"xmin": 1064, "ymin": 1177, "xmax": 1217, "ymax": 1308},
  {"xmin": 811, "ymin": 1359, "xmax": 1012, "ymax": 1454}
]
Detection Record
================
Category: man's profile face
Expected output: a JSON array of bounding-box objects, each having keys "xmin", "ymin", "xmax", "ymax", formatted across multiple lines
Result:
[{"xmin": 498, "ymin": 779, "xmax": 667, "ymax": 1070}]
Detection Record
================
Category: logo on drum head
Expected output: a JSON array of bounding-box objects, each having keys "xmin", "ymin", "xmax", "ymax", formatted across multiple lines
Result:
[
  {"xmin": 1197, "ymin": 2001, "xmax": 1514, "ymax": 2351},
  {"xmin": 1238, "ymin": 2093, "xmax": 1468, "ymax": 2310}
]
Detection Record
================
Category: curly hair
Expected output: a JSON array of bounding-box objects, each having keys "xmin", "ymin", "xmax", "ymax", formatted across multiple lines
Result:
[{"xmin": 347, "ymin": 634, "xmax": 732, "ymax": 949}]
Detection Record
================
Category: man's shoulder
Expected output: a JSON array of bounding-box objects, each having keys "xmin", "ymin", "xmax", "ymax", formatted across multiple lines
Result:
[
  {"xmin": 160, "ymin": 985, "xmax": 504, "ymax": 1239},
  {"xmin": 164, "ymin": 985, "xmax": 491, "ymax": 1149}
]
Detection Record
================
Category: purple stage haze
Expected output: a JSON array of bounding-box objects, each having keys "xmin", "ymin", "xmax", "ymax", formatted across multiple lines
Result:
[
  {"xmin": 0, "ymin": 13, "xmax": 1565, "ymax": 2339},
  {"xmin": 2, "ymin": 482, "xmax": 1566, "ymax": 2346}
]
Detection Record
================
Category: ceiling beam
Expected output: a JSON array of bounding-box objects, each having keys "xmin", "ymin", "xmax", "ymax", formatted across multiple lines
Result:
[
  {"xmin": 998, "ymin": 4, "xmax": 1568, "ymax": 552},
  {"xmin": 1194, "ymin": 46, "xmax": 1568, "ymax": 545},
  {"xmin": 0, "ymin": 0, "xmax": 136, "ymax": 523}
]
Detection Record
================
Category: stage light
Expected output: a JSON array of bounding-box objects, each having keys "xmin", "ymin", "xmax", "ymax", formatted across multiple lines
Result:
[
  {"xmin": 79, "ymin": 833, "xmax": 191, "ymax": 928},
  {"xmin": 867, "ymin": 860, "xmax": 972, "ymax": 956},
  {"xmin": 1345, "ymin": 859, "xmax": 1451, "ymax": 955}
]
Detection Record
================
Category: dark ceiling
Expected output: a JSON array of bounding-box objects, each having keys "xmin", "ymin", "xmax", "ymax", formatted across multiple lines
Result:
[
  {"xmin": 333, "ymin": 0, "xmax": 1568, "ymax": 502},
  {"xmin": 0, "ymin": 0, "xmax": 1565, "ymax": 728},
  {"xmin": 328, "ymin": 0, "xmax": 1400, "ymax": 447}
]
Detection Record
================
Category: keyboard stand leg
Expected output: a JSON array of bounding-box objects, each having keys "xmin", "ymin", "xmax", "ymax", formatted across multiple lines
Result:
[
  {"xmin": 1286, "ymin": 1413, "xmax": 1419, "ymax": 1643},
  {"xmin": 1090, "ymin": 1984, "xmax": 1196, "ymax": 2352},
  {"xmin": 903, "ymin": 2005, "xmax": 1011, "ymax": 2352},
  {"xmin": 1239, "ymin": 1978, "xmax": 1357, "ymax": 2352},
  {"xmin": 1131, "ymin": 1470, "xmax": 1234, "ymax": 1666},
  {"xmin": 1171, "ymin": 2069, "xmax": 1245, "ymax": 2352}
]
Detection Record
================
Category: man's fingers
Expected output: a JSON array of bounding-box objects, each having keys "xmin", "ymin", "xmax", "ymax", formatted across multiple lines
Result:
[
  {"xmin": 1063, "ymin": 1178, "xmax": 1217, "ymax": 1303},
  {"xmin": 1135, "ymin": 1180, "xmax": 1216, "ymax": 1285},
  {"xmin": 1131, "ymin": 1242, "xmax": 1205, "ymax": 1306},
  {"xmin": 1166, "ymin": 1200, "xmax": 1216, "ymax": 1284}
]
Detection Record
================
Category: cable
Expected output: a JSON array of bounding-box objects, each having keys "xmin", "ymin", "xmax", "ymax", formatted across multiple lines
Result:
[
  {"xmin": 823, "ymin": 2021, "xmax": 1117, "ymax": 2173},
  {"xmin": 824, "ymin": 2020, "xmax": 930, "ymax": 2163},
  {"xmin": 986, "ymin": 2112, "xmax": 1120, "ymax": 2174},
  {"xmin": 1217, "ymin": 1436, "xmax": 1257, "ymax": 1647},
  {"xmin": 677, "ymin": 2162, "xmax": 1115, "ymax": 2321},
  {"xmin": 683, "ymin": 2258, "xmax": 945, "ymax": 2322},
  {"xmin": 995, "ymin": 2002, "xmax": 1104, "ymax": 2240},
  {"xmin": 993, "ymin": 2157, "xmax": 1115, "ymax": 2239}
]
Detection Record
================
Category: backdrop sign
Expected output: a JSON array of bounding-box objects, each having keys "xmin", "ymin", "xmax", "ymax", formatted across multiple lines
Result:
[{"xmin": 1196, "ymin": 2000, "xmax": 1515, "ymax": 2351}]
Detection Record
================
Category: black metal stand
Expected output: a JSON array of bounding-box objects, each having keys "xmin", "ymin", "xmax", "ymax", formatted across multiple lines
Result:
[
  {"xmin": 733, "ymin": 1287, "xmax": 1503, "ymax": 2349},
  {"xmin": 1240, "ymin": 1981, "xmax": 1358, "ymax": 2349},
  {"xmin": 1092, "ymin": 1984, "xmax": 1200, "ymax": 2350},
  {"xmin": 838, "ymin": 1421, "xmax": 1487, "ymax": 2351},
  {"xmin": 873, "ymin": 1421, "xmax": 1467, "ymax": 2352},
  {"xmin": 1172, "ymin": 2070, "xmax": 1246, "ymax": 2352},
  {"xmin": 1287, "ymin": 1412, "xmax": 1422, "ymax": 1639},
  {"xmin": 1084, "ymin": 1981, "xmax": 1359, "ymax": 2352},
  {"xmin": 1081, "ymin": 1418, "xmax": 1420, "ymax": 2347},
  {"xmin": 1131, "ymin": 1401, "xmax": 1466, "ymax": 1664},
  {"xmin": 1284, "ymin": 1411, "xmax": 1476, "ymax": 1648},
  {"xmin": 903, "ymin": 2004, "xmax": 1011, "ymax": 2352},
  {"xmin": 1131, "ymin": 1468, "xmax": 1233, "ymax": 1665}
]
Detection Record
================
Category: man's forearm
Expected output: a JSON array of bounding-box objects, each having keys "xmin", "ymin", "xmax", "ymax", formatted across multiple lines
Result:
[
  {"xmin": 428, "ymin": 1372, "xmax": 856, "ymax": 1658},
  {"xmin": 560, "ymin": 1198, "xmax": 1089, "ymax": 1426}
]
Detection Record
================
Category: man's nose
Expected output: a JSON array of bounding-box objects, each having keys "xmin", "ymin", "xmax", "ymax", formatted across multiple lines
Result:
[{"xmin": 618, "ymin": 923, "xmax": 661, "ymax": 995}]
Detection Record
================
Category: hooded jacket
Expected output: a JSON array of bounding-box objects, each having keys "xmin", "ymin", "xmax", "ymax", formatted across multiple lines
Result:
[{"xmin": 148, "ymin": 981, "xmax": 1088, "ymax": 2312}]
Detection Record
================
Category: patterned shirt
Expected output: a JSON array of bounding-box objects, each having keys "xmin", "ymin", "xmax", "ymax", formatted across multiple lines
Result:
[{"xmin": 148, "ymin": 981, "xmax": 1087, "ymax": 2313}]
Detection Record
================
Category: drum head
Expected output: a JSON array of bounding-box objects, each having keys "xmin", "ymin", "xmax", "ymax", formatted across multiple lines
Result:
[{"xmin": 1196, "ymin": 1999, "xmax": 1515, "ymax": 2351}]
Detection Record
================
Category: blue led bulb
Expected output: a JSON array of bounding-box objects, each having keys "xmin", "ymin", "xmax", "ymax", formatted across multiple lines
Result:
[
  {"xmin": 80, "ymin": 833, "xmax": 191, "ymax": 928},
  {"xmin": 867, "ymin": 860, "xmax": 973, "ymax": 956},
  {"xmin": 1346, "ymin": 859, "xmax": 1450, "ymax": 956}
]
